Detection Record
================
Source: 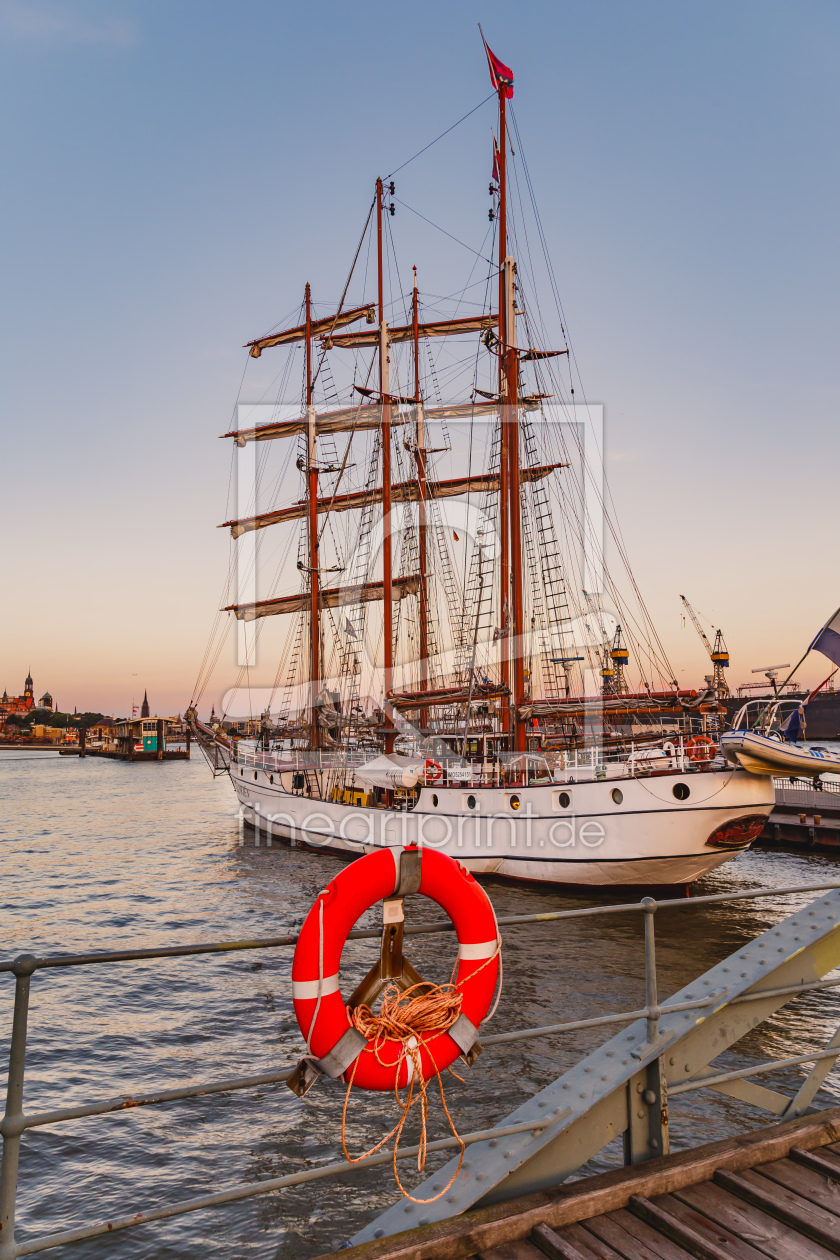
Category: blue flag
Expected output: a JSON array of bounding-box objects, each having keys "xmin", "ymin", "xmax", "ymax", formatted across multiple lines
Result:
[
  {"xmin": 782, "ymin": 705, "xmax": 806, "ymax": 743},
  {"xmin": 810, "ymin": 608, "xmax": 840, "ymax": 668}
]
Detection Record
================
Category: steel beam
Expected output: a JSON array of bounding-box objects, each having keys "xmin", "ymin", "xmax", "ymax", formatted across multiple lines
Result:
[{"xmin": 352, "ymin": 887, "xmax": 840, "ymax": 1244}]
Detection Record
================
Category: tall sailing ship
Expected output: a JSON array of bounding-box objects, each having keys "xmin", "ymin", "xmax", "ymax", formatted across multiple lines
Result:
[{"xmin": 188, "ymin": 41, "xmax": 774, "ymax": 887}]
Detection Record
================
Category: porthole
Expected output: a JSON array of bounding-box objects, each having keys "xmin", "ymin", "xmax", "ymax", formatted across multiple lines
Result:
[
  {"xmin": 269, "ymin": 774, "xmax": 274, "ymax": 785},
  {"xmin": 239, "ymin": 768, "xmax": 243, "ymax": 777},
  {"xmin": 467, "ymin": 794, "xmax": 477, "ymax": 810},
  {"xmin": 253, "ymin": 771, "xmax": 258, "ymax": 781},
  {"xmin": 509, "ymin": 794, "xmax": 521, "ymax": 810},
  {"xmin": 557, "ymin": 791, "xmax": 571, "ymax": 809},
  {"xmin": 611, "ymin": 788, "xmax": 623, "ymax": 805},
  {"xmin": 673, "ymin": 782, "xmax": 690, "ymax": 801},
  {"xmin": 431, "ymin": 793, "xmax": 439, "ymax": 807}
]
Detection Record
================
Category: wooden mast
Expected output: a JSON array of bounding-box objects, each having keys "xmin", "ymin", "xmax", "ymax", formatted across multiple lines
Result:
[
  {"xmin": 376, "ymin": 178, "xmax": 394, "ymax": 750},
  {"xmin": 505, "ymin": 252, "xmax": 526, "ymax": 751},
  {"xmin": 497, "ymin": 84, "xmax": 512, "ymax": 740},
  {"xmin": 497, "ymin": 79, "xmax": 525, "ymax": 750},
  {"xmin": 305, "ymin": 282, "xmax": 320, "ymax": 748},
  {"xmin": 413, "ymin": 266, "xmax": 429, "ymax": 720}
]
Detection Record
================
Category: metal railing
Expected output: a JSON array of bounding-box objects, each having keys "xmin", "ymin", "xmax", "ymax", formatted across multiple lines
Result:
[
  {"xmin": 233, "ymin": 740, "xmax": 714, "ymax": 786},
  {"xmin": 773, "ymin": 776, "xmax": 840, "ymax": 797},
  {"xmin": 428, "ymin": 745, "xmax": 698, "ymax": 787},
  {"xmin": 3, "ymin": 879, "xmax": 840, "ymax": 1258},
  {"xmin": 234, "ymin": 746, "xmax": 371, "ymax": 772}
]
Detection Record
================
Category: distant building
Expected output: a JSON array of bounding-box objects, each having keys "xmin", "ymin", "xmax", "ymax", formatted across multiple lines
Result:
[
  {"xmin": 116, "ymin": 716, "xmax": 170, "ymax": 753},
  {"xmin": 0, "ymin": 671, "xmax": 41, "ymax": 718},
  {"xmin": 140, "ymin": 690, "xmax": 150, "ymax": 719},
  {"xmin": 38, "ymin": 692, "xmax": 53, "ymax": 710},
  {"xmin": 88, "ymin": 717, "xmax": 116, "ymax": 747}
]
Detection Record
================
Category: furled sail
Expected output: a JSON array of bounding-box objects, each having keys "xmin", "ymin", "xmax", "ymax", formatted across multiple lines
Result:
[
  {"xmin": 388, "ymin": 681, "xmax": 509, "ymax": 709},
  {"xmin": 221, "ymin": 400, "xmax": 500, "ymax": 447},
  {"xmin": 221, "ymin": 464, "xmax": 564, "ymax": 538},
  {"xmin": 245, "ymin": 303, "xmax": 375, "ymax": 357},
  {"xmin": 323, "ymin": 314, "xmax": 498, "ymax": 349},
  {"xmin": 224, "ymin": 573, "xmax": 421, "ymax": 621},
  {"xmin": 221, "ymin": 404, "xmax": 398, "ymax": 447}
]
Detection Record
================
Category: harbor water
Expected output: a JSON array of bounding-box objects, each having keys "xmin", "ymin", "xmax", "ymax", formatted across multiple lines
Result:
[{"xmin": 2, "ymin": 752, "xmax": 840, "ymax": 1258}]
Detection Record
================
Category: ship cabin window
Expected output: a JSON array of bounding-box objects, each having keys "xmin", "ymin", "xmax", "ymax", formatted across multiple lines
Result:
[
  {"xmin": 611, "ymin": 788, "xmax": 623, "ymax": 805},
  {"xmin": 239, "ymin": 768, "xmax": 244, "ymax": 777},
  {"xmin": 269, "ymin": 774, "xmax": 274, "ymax": 785},
  {"xmin": 466, "ymin": 794, "xmax": 477, "ymax": 810},
  {"xmin": 431, "ymin": 794, "xmax": 438, "ymax": 807},
  {"xmin": 509, "ymin": 794, "xmax": 521, "ymax": 810},
  {"xmin": 253, "ymin": 771, "xmax": 258, "ymax": 781},
  {"xmin": 553, "ymin": 790, "xmax": 571, "ymax": 809},
  {"xmin": 673, "ymin": 783, "xmax": 690, "ymax": 801}
]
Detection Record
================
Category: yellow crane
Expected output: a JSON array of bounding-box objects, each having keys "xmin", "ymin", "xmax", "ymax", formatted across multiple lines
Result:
[{"xmin": 680, "ymin": 595, "xmax": 730, "ymax": 697}]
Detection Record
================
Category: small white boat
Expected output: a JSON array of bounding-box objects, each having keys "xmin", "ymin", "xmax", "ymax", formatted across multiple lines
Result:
[
  {"xmin": 722, "ymin": 699, "xmax": 840, "ymax": 777},
  {"xmin": 721, "ymin": 729, "xmax": 840, "ymax": 777}
]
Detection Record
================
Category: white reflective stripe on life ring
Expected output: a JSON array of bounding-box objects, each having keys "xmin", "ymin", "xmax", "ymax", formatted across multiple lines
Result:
[
  {"xmin": 403, "ymin": 1035, "xmax": 418, "ymax": 1084},
  {"xmin": 458, "ymin": 939, "xmax": 499, "ymax": 960},
  {"xmin": 292, "ymin": 973, "xmax": 340, "ymax": 1000},
  {"xmin": 391, "ymin": 845, "xmax": 403, "ymax": 890}
]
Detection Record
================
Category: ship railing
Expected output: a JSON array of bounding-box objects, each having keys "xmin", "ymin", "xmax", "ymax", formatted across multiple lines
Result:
[
  {"xmin": 425, "ymin": 741, "xmax": 697, "ymax": 787},
  {"xmin": 235, "ymin": 741, "xmax": 706, "ymax": 786},
  {"xmin": 3, "ymin": 878, "xmax": 840, "ymax": 1257},
  {"xmin": 234, "ymin": 747, "xmax": 370, "ymax": 773}
]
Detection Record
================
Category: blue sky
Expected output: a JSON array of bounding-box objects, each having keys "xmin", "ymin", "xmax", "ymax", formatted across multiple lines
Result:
[{"xmin": 2, "ymin": 0, "xmax": 838, "ymax": 715}]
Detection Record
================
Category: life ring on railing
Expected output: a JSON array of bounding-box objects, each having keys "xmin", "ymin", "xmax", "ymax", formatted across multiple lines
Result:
[
  {"xmin": 291, "ymin": 847, "xmax": 500, "ymax": 1092},
  {"xmin": 425, "ymin": 758, "xmax": 442, "ymax": 783},
  {"xmin": 686, "ymin": 735, "xmax": 715, "ymax": 762}
]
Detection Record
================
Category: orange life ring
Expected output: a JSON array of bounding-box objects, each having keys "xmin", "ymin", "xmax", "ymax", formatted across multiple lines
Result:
[
  {"xmin": 425, "ymin": 758, "xmax": 442, "ymax": 783},
  {"xmin": 291, "ymin": 847, "xmax": 499, "ymax": 1092},
  {"xmin": 686, "ymin": 735, "xmax": 715, "ymax": 762}
]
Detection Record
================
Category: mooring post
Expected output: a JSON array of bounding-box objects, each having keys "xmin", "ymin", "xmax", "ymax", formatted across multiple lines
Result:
[
  {"xmin": 0, "ymin": 955, "xmax": 36, "ymax": 1260},
  {"xmin": 156, "ymin": 718, "xmax": 163, "ymax": 762}
]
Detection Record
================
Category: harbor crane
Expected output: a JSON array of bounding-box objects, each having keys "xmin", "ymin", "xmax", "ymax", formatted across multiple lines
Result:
[
  {"xmin": 601, "ymin": 624, "xmax": 629, "ymax": 695},
  {"xmin": 680, "ymin": 595, "xmax": 730, "ymax": 696}
]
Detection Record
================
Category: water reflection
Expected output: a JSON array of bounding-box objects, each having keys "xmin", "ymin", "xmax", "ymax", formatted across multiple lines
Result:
[{"xmin": 1, "ymin": 756, "xmax": 839, "ymax": 1257}]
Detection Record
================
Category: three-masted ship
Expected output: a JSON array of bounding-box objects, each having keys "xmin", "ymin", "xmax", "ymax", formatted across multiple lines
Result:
[{"xmin": 188, "ymin": 41, "xmax": 773, "ymax": 886}]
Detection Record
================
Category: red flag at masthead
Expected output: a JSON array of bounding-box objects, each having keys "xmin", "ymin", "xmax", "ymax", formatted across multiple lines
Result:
[{"xmin": 482, "ymin": 34, "xmax": 514, "ymax": 98}]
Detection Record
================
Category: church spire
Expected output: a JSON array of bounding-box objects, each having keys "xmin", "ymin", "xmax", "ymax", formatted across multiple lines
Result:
[{"xmin": 141, "ymin": 690, "xmax": 150, "ymax": 719}]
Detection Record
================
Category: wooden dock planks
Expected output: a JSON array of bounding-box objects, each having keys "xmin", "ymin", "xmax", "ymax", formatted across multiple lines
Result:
[{"xmin": 328, "ymin": 1109, "xmax": 840, "ymax": 1260}]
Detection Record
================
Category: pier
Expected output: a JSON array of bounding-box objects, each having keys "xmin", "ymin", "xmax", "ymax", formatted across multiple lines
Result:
[
  {"xmin": 335, "ymin": 1108, "xmax": 840, "ymax": 1259},
  {"xmin": 58, "ymin": 718, "xmax": 190, "ymax": 760},
  {"xmin": 756, "ymin": 778, "xmax": 840, "ymax": 852}
]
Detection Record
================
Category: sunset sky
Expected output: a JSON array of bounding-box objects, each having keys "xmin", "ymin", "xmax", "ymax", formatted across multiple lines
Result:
[{"xmin": 2, "ymin": 0, "xmax": 838, "ymax": 717}]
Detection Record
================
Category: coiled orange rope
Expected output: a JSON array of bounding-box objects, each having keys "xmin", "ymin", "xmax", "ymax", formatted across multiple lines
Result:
[{"xmin": 340, "ymin": 942, "xmax": 501, "ymax": 1202}]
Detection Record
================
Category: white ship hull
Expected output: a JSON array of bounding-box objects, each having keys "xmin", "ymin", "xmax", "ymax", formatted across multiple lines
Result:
[{"xmin": 228, "ymin": 761, "xmax": 774, "ymax": 887}]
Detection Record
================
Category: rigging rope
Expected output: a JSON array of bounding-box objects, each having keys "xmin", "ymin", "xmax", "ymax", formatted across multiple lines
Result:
[{"xmin": 384, "ymin": 93, "xmax": 495, "ymax": 180}]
